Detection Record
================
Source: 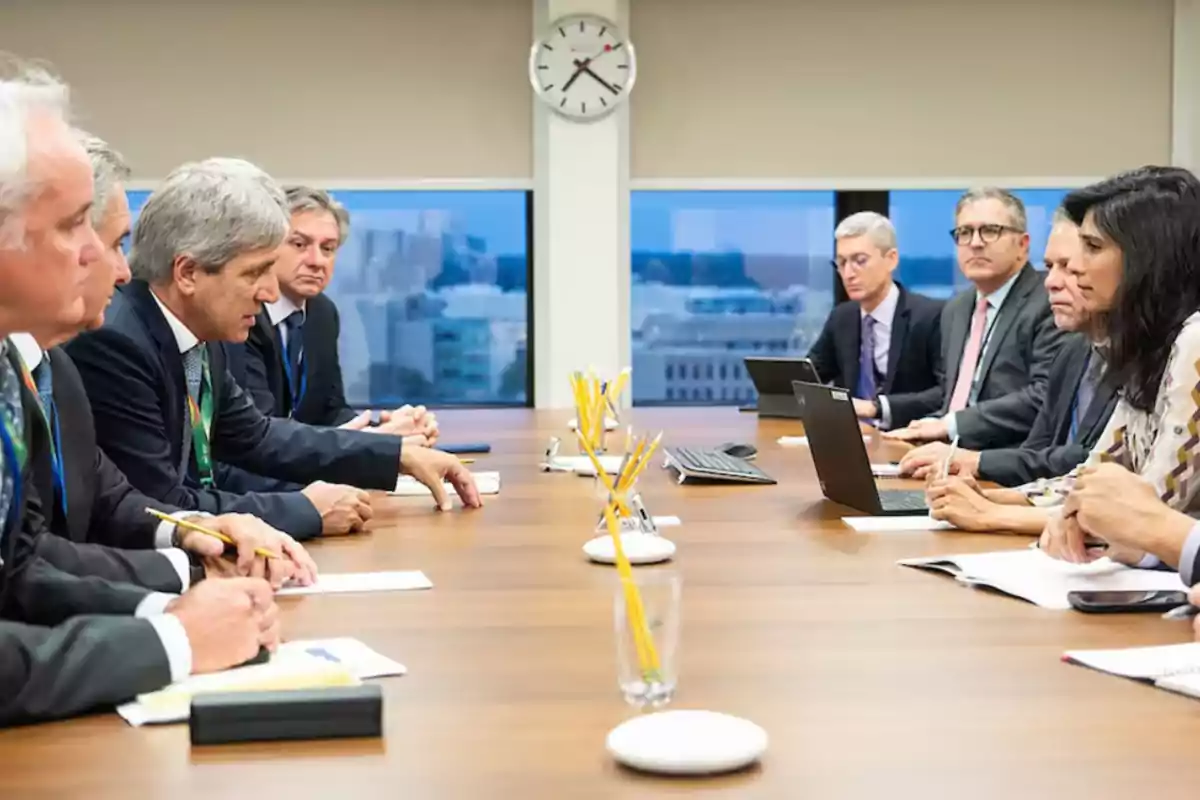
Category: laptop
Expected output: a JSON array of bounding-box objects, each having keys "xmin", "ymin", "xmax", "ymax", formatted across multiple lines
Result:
[
  {"xmin": 790, "ymin": 380, "xmax": 928, "ymax": 516},
  {"xmin": 743, "ymin": 357, "xmax": 823, "ymax": 418}
]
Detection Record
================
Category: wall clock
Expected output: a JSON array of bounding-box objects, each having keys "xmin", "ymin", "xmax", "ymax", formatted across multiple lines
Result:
[{"xmin": 528, "ymin": 13, "xmax": 637, "ymax": 122}]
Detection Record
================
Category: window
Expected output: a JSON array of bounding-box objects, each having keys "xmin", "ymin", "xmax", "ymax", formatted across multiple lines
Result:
[
  {"xmin": 631, "ymin": 190, "xmax": 836, "ymax": 405},
  {"xmin": 889, "ymin": 188, "xmax": 1072, "ymax": 300},
  {"xmin": 127, "ymin": 189, "xmax": 531, "ymax": 407}
]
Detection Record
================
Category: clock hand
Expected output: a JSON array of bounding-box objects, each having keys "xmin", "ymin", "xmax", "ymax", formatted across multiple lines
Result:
[
  {"xmin": 580, "ymin": 64, "xmax": 619, "ymax": 95},
  {"xmin": 561, "ymin": 58, "xmax": 591, "ymax": 93}
]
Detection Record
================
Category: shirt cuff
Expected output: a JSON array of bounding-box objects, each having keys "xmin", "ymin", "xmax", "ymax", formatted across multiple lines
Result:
[
  {"xmin": 1135, "ymin": 553, "xmax": 1163, "ymax": 569},
  {"xmin": 146, "ymin": 613, "xmax": 194, "ymax": 682},
  {"xmin": 134, "ymin": 592, "xmax": 178, "ymax": 618},
  {"xmin": 158, "ymin": 548, "xmax": 192, "ymax": 592},
  {"xmin": 878, "ymin": 396, "xmax": 893, "ymax": 430},
  {"xmin": 1179, "ymin": 522, "xmax": 1200, "ymax": 586},
  {"xmin": 155, "ymin": 511, "xmax": 215, "ymax": 549},
  {"xmin": 943, "ymin": 412, "xmax": 959, "ymax": 441}
]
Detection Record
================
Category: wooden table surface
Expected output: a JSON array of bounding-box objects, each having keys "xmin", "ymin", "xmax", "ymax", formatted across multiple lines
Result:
[{"xmin": 2, "ymin": 408, "xmax": 1198, "ymax": 799}]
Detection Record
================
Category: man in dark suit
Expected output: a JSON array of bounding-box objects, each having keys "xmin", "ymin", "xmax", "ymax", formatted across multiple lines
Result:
[
  {"xmin": 885, "ymin": 188, "xmax": 1072, "ymax": 449},
  {"xmin": 65, "ymin": 158, "xmax": 480, "ymax": 544},
  {"xmin": 806, "ymin": 211, "xmax": 943, "ymax": 428},
  {"xmin": 901, "ymin": 211, "xmax": 1118, "ymax": 486},
  {"xmin": 226, "ymin": 186, "xmax": 437, "ymax": 440},
  {"xmin": 0, "ymin": 78, "xmax": 278, "ymax": 726}
]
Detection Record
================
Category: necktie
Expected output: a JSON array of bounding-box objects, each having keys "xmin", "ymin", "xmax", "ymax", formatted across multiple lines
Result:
[
  {"xmin": 0, "ymin": 349, "xmax": 26, "ymax": 550},
  {"xmin": 31, "ymin": 359, "xmax": 66, "ymax": 515},
  {"xmin": 856, "ymin": 315, "xmax": 879, "ymax": 401},
  {"xmin": 180, "ymin": 345, "xmax": 203, "ymax": 477},
  {"xmin": 1069, "ymin": 352, "xmax": 1103, "ymax": 443},
  {"xmin": 281, "ymin": 310, "xmax": 305, "ymax": 410},
  {"xmin": 948, "ymin": 296, "xmax": 990, "ymax": 412}
]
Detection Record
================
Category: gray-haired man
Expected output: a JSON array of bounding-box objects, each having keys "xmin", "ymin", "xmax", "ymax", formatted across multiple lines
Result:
[{"xmin": 64, "ymin": 159, "xmax": 480, "ymax": 544}]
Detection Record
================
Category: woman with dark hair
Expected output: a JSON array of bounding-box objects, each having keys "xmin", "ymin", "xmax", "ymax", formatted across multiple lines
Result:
[{"xmin": 1031, "ymin": 166, "xmax": 1200, "ymax": 566}]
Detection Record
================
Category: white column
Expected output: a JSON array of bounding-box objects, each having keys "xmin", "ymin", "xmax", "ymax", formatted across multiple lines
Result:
[
  {"xmin": 1174, "ymin": 0, "xmax": 1200, "ymax": 171},
  {"xmin": 532, "ymin": 0, "xmax": 631, "ymax": 408}
]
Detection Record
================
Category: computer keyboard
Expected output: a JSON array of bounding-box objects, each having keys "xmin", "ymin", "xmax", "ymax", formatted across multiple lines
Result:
[
  {"xmin": 663, "ymin": 446, "xmax": 777, "ymax": 485},
  {"xmin": 879, "ymin": 490, "xmax": 928, "ymax": 512}
]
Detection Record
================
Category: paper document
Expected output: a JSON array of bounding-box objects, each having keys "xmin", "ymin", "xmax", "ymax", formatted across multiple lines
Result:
[
  {"xmin": 777, "ymin": 435, "xmax": 871, "ymax": 447},
  {"xmin": 568, "ymin": 417, "xmax": 618, "ymax": 432},
  {"xmin": 392, "ymin": 471, "xmax": 500, "ymax": 496},
  {"xmin": 871, "ymin": 463, "xmax": 902, "ymax": 478},
  {"xmin": 544, "ymin": 454, "xmax": 624, "ymax": 474},
  {"xmin": 116, "ymin": 638, "xmax": 405, "ymax": 726},
  {"xmin": 1063, "ymin": 642, "xmax": 1200, "ymax": 700},
  {"xmin": 277, "ymin": 570, "xmax": 433, "ymax": 597},
  {"xmin": 843, "ymin": 516, "xmax": 954, "ymax": 532},
  {"xmin": 898, "ymin": 547, "xmax": 1186, "ymax": 609},
  {"xmin": 653, "ymin": 516, "xmax": 682, "ymax": 527}
]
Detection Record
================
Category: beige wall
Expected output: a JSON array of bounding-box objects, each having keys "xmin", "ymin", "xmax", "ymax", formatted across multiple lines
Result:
[
  {"xmin": 1, "ymin": 0, "xmax": 1176, "ymax": 183},
  {"xmin": 631, "ymin": 0, "xmax": 1175, "ymax": 181},
  {"xmin": 0, "ymin": 0, "xmax": 533, "ymax": 180}
]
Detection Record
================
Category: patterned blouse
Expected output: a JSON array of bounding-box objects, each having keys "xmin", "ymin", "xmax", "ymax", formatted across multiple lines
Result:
[{"xmin": 1021, "ymin": 311, "xmax": 1200, "ymax": 512}]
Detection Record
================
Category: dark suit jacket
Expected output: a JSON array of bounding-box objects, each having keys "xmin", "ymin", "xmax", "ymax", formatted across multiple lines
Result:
[
  {"xmin": 806, "ymin": 284, "xmax": 943, "ymax": 416},
  {"xmin": 0, "ymin": 347, "xmax": 170, "ymax": 727},
  {"xmin": 887, "ymin": 264, "xmax": 1071, "ymax": 449},
  {"xmin": 226, "ymin": 293, "xmax": 358, "ymax": 427},
  {"xmin": 975, "ymin": 337, "xmax": 1118, "ymax": 487},
  {"xmin": 63, "ymin": 281, "xmax": 403, "ymax": 540},
  {"xmin": 22, "ymin": 347, "xmax": 182, "ymax": 592}
]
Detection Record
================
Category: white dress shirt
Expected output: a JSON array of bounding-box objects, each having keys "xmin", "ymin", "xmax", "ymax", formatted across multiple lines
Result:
[
  {"xmin": 265, "ymin": 295, "xmax": 306, "ymax": 348},
  {"xmin": 944, "ymin": 269, "xmax": 1023, "ymax": 439},
  {"xmin": 866, "ymin": 284, "xmax": 900, "ymax": 428}
]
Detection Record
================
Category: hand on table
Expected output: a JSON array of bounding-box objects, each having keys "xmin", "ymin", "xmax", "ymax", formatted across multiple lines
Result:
[
  {"xmin": 883, "ymin": 417, "xmax": 949, "ymax": 444},
  {"xmin": 399, "ymin": 445, "xmax": 482, "ymax": 511},
  {"xmin": 301, "ymin": 481, "xmax": 373, "ymax": 536},
  {"xmin": 167, "ymin": 577, "xmax": 280, "ymax": 674}
]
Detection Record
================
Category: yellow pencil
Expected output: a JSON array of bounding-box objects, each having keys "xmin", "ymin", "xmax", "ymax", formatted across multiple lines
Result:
[
  {"xmin": 144, "ymin": 508, "xmax": 280, "ymax": 559},
  {"xmin": 620, "ymin": 432, "xmax": 663, "ymax": 493},
  {"xmin": 604, "ymin": 501, "xmax": 659, "ymax": 673}
]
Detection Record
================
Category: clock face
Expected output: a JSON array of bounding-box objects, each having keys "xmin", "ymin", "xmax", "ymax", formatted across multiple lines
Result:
[{"xmin": 529, "ymin": 14, "xmax": 636, "ymax": 121}]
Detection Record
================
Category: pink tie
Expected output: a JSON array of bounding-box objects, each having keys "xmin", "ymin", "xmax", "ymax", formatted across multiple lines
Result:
[{"xmin": 948, "ymin": 296, "xmax": 990, "ymax": 412}]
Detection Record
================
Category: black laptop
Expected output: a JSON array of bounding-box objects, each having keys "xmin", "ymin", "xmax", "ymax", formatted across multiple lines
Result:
[
  {"xmin": 790, "ymin": 380, "xmax": 928, "ymax": 516},
  {"xmin": 743, "ymin": 357, "xmax": 823, "ymax": 418}
]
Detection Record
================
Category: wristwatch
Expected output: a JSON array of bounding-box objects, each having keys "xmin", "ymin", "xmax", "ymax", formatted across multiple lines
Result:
[{"xmin": 186, "ymin": 551, "xmax": 207, "ymax": 587}]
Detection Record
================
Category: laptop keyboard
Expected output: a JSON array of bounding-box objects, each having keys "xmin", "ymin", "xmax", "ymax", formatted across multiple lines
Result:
[
  {"xmin": 879, "ymin": 490, "xmax": 928, "ymax": 512},
  {"xmin": 664, "ymin": 447, "xmax": 777, "ymax": 485}
]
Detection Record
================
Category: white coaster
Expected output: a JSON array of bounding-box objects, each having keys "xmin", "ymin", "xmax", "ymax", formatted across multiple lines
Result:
[
  {"xmin": 583, "ymin": 533, "xmax": 676, "ymax": 565},
  {"xmin": 606, "ymin": 709, "xmax": 768, "ymax": 775}
]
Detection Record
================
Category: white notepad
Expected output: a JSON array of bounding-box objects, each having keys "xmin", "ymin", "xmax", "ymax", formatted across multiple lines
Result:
[
  {"xmin": 776, "ymin": 435, "xmax": 871, "ymax": 447},
  {"xmin": 1063, "ymin": 642, "xmax": 1200, "ymax": 700},
  {"xmin": 898, "ymin": 547, "xmax": 1187, "ymax": 609},
  {"xmin": 392, "ymin": 471, "xmax": 501, "ymax": 496},
  {"xmin": 544, "ymin": 454, "xmax": 624, "ymax": 474},
  {"xmin": 276, "ymin": 570, "xmax": 433, "ymax": 596},
  {"xmin": 843, "ymin": 516, "xmax": 954, "ymax": 532},
  {"xmin": 116, "ymin": 638, "xmax": 406, "ymax": 726}
]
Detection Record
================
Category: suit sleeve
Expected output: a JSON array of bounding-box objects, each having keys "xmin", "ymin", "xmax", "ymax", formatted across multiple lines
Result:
[
  {"xmin": 953, "ymin": 304, "xmax": 1068, "ymax": 449},
  {"xmin": 0, "ymin": 616, "xmax": 171, "ymax": 726},
  {"xmin": 976, "ymin": 347, "xmax": 1087, "ymax": 486},
  {"xmin": 805, "ymin": 312, "xmax": 842, "ymax": 388},
  {"xmin": 211, "ymin": 362, "xmax": 401, "ymax": 493},
  {"xmin": 86, "ymin": 449, "xmax": 175, "ymax": 550},
  {"xmin": 323, "ymin": 304, "xmax": 359, "ymax": 427},
  {"xmin": 65, "ymin": 327, "xmax": 324, "ymax": 540}
]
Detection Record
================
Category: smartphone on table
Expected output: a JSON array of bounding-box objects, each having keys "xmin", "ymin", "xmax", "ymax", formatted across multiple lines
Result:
[{"xmin": 1067, "ymin": 590, "xmax": 1189, "ymax": 614}]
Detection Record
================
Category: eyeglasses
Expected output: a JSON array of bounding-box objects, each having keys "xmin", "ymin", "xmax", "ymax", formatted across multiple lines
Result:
[
  {"xmin": 949, "ymin": 224, "xmax": 1023, "ymax": 246},
  {"xmin": 831, "ymin": 253, "xmax": 874, "ymax": 273}
]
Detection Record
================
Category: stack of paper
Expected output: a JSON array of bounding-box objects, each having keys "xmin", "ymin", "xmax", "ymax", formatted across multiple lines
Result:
[
  {"xmin": 117, "ymin": 638, "xmax": 406, "ymax": 726},
  {"xmin": 392, "ymin": 471, "xmax": 501, "ymax": 496},
  {"xmin": 1063, "ymin": 642, "xmax": 1200, "ymax": 699},
  {"xmin": 843, "ymin": 516, "xmax": 954, "ymax": 532},
  {"xmin": 543, "ymin": 454, "xmax": 624, "ymax": 474},
  {"xmin": 277, "ymin": 570, "xmax": 433, "ymax": 596},
  {"xmin": 898, "ymin": 547, "xmax": 1187, "ymax": 609}
]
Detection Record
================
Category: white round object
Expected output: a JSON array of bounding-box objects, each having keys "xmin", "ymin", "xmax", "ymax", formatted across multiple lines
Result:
[
  {"xmin": 583, "ymin": 533, "xmax": 675, "ymax": 565},
  {"xmin": 606, "ymin": 709, "xmax": 768, "ymax": 775},
  {"xmin": 528, "ymin": 13, "xmax": 637, "ymax": 123}
]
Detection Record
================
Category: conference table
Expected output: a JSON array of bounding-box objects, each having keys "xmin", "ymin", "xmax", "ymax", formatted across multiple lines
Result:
[{"xmin": 2, "ymin": 408, "xmax": 1199, "ymax": 798}]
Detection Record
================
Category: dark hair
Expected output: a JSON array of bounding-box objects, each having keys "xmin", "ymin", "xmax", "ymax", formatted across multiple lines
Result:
[{"xmin": 1062, "ymin": 167, "xmax": 1200, "ymax": 413}]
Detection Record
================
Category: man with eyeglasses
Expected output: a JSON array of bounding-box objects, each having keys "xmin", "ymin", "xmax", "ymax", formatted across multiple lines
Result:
[
  {"xmin": 884, "ymin": 187, "xmax": 1072, "ymax": 449},
  {"xmin": 806, "ymin": 212, "xmax": 943, "ymax": 428}
]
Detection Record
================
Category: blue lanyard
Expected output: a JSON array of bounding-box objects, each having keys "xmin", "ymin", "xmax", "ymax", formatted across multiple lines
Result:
[
  {"xmin": 46, "ymin": 401, "xmax": 67, "ymax": 517},
  {"xmin": 280, "ymin": 336, "xmax": 306, "ymax": 416},
  {"xmin": 0, "ymin": 411, "xmax": 24, "ymax": 541}
]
